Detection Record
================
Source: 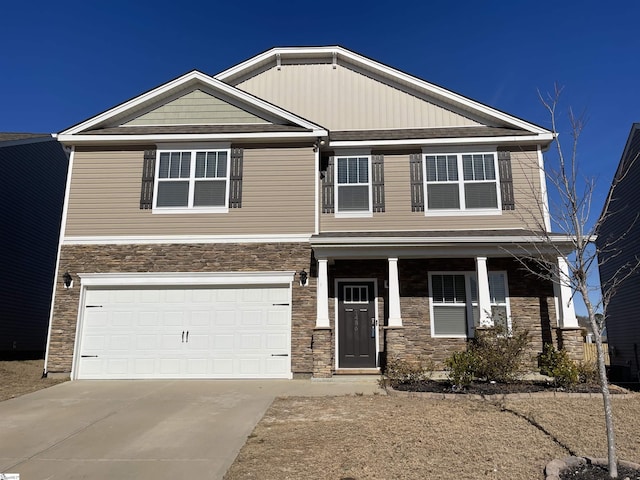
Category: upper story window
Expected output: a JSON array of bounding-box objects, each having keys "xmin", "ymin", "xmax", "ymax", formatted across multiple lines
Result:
[
  {"xmin": 154, "ymin": 149, "xmax": 230, "ymax": 213},
  {"xmin": 335, "ymin": 156, "xmax": 372, "ymax": 216},
  {"xmin": 424, "ymin": 153, "xmax": 499, "ymax": 214}
]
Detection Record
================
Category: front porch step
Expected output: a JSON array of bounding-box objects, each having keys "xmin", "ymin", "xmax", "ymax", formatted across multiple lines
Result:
[{"xmin": 334, "ymin": 369, "xmax": 381, "ymax": 375}]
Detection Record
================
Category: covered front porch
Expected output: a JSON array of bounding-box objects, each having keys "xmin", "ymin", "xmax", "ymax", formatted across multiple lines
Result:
[{"xmin": 309, "ymin": 231, "xmax": 581, "ymax": 378}]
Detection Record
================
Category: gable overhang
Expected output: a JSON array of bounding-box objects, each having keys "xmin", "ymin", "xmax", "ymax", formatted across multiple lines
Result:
[
  {"xmin": 216, "ymin": 46, "xmax": 553, "ymax": 137},
  {"xmin": 58, "ymin": 70, "xmax": 327, "ymax": 143},
  {"xmin": 57, "ymin": 130, "xmax": 327, "ymax": 145},
  {"xmin": 329, "ymin": 133, "xmax": 554, "ymax": 149}
]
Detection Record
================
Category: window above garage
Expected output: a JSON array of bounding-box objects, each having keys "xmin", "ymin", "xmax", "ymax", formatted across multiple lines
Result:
[{"xmin": 154, "ymin": 148, "xmax": 230, "ymax": 213}]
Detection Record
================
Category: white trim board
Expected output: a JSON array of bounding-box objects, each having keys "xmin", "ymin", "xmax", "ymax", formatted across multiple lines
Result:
[
  {"xmin": 79, "ymin": 271, "xmax": 296, "ymax": 287},
  {"xmin": 63, "ymin": 234, "xmax": 312, "ymax": 245}
]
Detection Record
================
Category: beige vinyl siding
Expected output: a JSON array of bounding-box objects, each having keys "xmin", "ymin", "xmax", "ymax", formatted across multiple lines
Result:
[
  {"xmin": 65, "ymin": 147, "xmax": 315, "ymax": 236},
  {"xmin": 320, "ymin": 150, "xmax": 544, "ymax": 232},
  {"xmin": 236, "ymin": 63, "xmax": 482, "ymax": 131},
  {"xmin": 124, "ymin": 90, "xmax": 270, "ymax": 126}
]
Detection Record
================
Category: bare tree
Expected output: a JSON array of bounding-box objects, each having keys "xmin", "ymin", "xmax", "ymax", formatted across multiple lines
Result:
[{"xmin": 513, "ymin": 85, "xmax": 640, "ymax": 479}]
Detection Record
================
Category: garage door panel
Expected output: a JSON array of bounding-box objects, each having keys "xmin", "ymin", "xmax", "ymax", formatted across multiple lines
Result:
[
  {"xmin": 214, "ymin": 310, "xmax": 236, "ymax": 326},
  {"xmin": 77, "ymin": 284, "xmax": 291, "ymax": 379}
]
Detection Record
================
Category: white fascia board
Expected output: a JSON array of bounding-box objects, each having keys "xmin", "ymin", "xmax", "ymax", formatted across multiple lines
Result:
[
  {"xmin": 57, "ymin": 130, "xmax": 327, "ymax": 145},
  {"xmin": 312, "ymin": 234, "xmax": 575, "ymax": 246},
  {"xmin": 330, "ymin": 133, "xmax": 554, "ymax": 149},
  {"xmin": 61, "ymin": 70, "xmax": 326, "ymax": 136},
  {"xmin": 63, "ymin": 234, "xmax": 312, "ymax": 245},
  {"xmin": 79, "ymin": 271, "xmax": 296, "ymax": 287},
  {"xmin": 217, "ymin": 46, "xmax": 551, "ymax": 135}
]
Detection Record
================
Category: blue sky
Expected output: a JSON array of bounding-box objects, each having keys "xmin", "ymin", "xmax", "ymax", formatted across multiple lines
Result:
[{"xmin": 3, "ymin": 0, "xmax": 638, "ymax": 314}]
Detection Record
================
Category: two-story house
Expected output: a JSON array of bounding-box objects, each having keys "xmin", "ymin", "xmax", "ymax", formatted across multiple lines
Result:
[{"xmin": 44, "ymin": 46, "xmax": 581, "ymax": 379}]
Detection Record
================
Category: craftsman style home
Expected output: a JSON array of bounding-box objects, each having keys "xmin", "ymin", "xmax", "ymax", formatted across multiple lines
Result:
[{"xmin": 45, "ymin": 46, "xmax": 581, "ymax": 379}]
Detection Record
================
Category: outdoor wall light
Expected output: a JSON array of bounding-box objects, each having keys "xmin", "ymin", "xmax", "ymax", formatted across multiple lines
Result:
[
  {"xmin": 63, "ymin": 272, "xmax": 73, "ymax": 289},
  {"xmin": 299, "ymin": 269, "xmax": 308, "ymax": 287}
]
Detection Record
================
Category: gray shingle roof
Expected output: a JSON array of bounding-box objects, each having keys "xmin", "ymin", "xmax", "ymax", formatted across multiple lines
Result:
[
  {"xmin": 80, "ymin": 124, "xmax": 313, "ymax": 135},
  {"xmin": 329, "ymin": 126, "xmax": 530, "ymax": 142}
]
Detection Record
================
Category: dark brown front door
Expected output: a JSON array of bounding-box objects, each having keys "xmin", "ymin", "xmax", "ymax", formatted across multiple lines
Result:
[{"xmin": 338, "ymin": 281, "xmax": 376, "ymax": 368}]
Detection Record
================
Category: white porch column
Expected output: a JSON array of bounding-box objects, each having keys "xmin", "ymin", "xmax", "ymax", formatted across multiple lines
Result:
[
  {"xmin": 315, "ymin": 258, "xmax": 330, "ymax": 328},
  {"xmin": 388, "ymin": 257, "xmax": 403, "ymax": 327},
  {"xmin": 475, "ymin": 257, "xmax": 493, "ymax": 327},
  {"xmin": 555, "ymin": 256, "xmax": 579, "ymax": 328}
]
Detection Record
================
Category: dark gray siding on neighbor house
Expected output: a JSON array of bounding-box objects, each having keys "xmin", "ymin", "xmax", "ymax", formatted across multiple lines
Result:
[
  {"xmin": 597, "ymin": 123, "xmax": 640, "ymax": 382},
  {"xmin": 0, "ymin": 137, "xmax": 68, "ymax": 357}
]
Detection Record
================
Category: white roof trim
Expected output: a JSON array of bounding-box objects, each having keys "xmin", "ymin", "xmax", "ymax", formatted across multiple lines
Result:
[
  {"xmin": 330, "ymin": 133, "xmax": 554, "ymax": 148},
  {"xmin": 57, "ymin": 130, "xmax": 327, "ymax": 145},
  {"xmin": 311, "ymin": 234, "xmax": 575, "ymax": 245},
  {"xmin": 216, "ymin": 46, "xmax": 550, "ymax": 135},
  {"xmin": 60, "ymin": 70, "xmax": 326, "ymax": 136}
]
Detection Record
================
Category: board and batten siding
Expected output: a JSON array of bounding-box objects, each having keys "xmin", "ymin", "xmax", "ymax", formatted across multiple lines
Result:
[
  {"xmin": 64, "ymin": 147, "xmax": 315, "ymax": 237},
  {"xmin": 124, "ymin": 89, "xmax": 270, "ymax": 126},
  {"xmin": 235, "ymin": 63, "xmax": 483, "ymax": 131},
  {"xmin": 320, "ymin": 149, "xmax": 544, "ymax": 232}
]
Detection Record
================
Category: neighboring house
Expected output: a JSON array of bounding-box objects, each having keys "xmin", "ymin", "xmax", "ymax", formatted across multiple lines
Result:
[
  {"xmin": 44, "ymin": 46, "xmax": 581, "ymax": 380},
  {"xmin": 597, "ymin": 123, "xmax": 640, "ymax": 382},
  {"xmin": 0, "ymin": 133, "xmax": 68, "ymax": 358}
]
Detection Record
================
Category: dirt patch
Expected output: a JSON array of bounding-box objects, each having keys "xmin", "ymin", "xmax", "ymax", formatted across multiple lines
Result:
[
  {"xmin": 0, "ymin": 360, "xmax": 67, "ymax": 402},
  {"xmin": 224, "ymin": 394, "xmax": 640, "ymax": 480}
]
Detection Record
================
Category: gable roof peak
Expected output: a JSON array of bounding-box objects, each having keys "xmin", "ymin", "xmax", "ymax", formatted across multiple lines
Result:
[{"xmin": 217, "ymin": 46, "xmax": 552, "ymax": 137}]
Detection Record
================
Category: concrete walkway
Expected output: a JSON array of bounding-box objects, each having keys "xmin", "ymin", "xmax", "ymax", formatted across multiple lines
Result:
[{"xmin": 0, "ymin": 378, "xmax": 383, "ymax": 479}]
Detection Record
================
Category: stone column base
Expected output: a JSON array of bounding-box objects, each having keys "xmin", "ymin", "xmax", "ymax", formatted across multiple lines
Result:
[
  {"xmin": 557, "ymin": 328, "xmax": 585, "ymax": 363},
  {"xmin": 384, "ymin": 327, "xmax": 406, "ymax": 368},
  {"xmin": 312, "ymin": 328, "xmax": 333, "ymax": 378}
]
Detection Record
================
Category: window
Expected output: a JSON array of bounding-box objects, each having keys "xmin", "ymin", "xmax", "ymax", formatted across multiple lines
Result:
[
  {"xmin": 154, "ymin": 149, "xmax": 229, "ymax": 212},
  {"xmin": 336, "ymin": 156, "xmax": 371, "ymax": 215},
  {"xmin": 424, "ymin": 153, "xmax": 499, "ymax": 212},
  {"xmin": 429, "ymin": 271, "xmax": 510, "ymax": 337}
]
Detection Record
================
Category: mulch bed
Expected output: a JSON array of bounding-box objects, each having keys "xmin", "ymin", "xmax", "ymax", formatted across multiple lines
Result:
[
  {"xmin": 391, "ymin": 380, "xmax": 623, "ymax": 395},
  {"xmin": 561, "ymin": 463, "xmax": 640, "ymax": 480}
]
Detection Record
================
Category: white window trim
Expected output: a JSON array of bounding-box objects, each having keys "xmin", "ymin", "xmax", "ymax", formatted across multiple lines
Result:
[
  {"xmin": 428, "ymin": 271, "xmax": 511, "ymax": 339},
  {"xmin": 334, "ymin": 154, "xmax": 373, "ymax": 218},
  {"xmin": 422, "ymin": 152, "xmax": 502, "ymax": 216},
  {"xmin": 152, "ymin": 147, "xmax": 231, "ymax": 214}
]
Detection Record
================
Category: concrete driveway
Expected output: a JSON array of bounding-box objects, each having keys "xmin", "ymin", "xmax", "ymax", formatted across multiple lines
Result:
[{"xmin": 0, "ymin": 378, "xmax": 382, "ymax": 479}]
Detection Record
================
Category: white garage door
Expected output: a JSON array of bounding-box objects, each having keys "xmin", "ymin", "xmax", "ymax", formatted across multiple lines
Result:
[{"xmin": 76, "ymin": 285, "xmax": 291, "ymax": 379}]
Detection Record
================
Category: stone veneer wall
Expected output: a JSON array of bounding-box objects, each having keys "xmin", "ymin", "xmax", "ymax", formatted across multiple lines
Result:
[
  {"xmin": 47, "ymin": 242, "xmax": 316, "ymax": 375},
  {"xmin": 381, "ymin": 257, "xmax": 558, "ymax": 369}
]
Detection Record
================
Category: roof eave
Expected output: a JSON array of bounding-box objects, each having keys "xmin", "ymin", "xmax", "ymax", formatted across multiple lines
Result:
[
  {"xmin": 57, "ymin": 130, "xmax": 328, "ymax": 146},
  {"xmin": 329, "ymin": 133, "xmax": 554, "ymax": 148}
]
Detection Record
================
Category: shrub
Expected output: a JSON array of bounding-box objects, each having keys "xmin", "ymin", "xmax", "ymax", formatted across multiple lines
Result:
[
  {"xmin": 539, "ymin": 344, "xmax": 579, "ymax": 388},
  {"xmin": 445, "ymin": 349, "xmax": 476, "ymax": 388},
  {"xmin": 471, "ymin": 325, "xmax": 530, "ymax": 383},
  {"xmin": 577, "ymin": 361, "xmax": 599, "ymax": 385},
  {"xmin": 382, "ymin": 356, "xmax": 435, "ymax": 388}
]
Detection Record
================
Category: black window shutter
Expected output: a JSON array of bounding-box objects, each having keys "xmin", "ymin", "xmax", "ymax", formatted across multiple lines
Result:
[
  {"xmin": 229, "ymin": 147, "xmax": 243, "ymax": 208},
  {"xmin": 372, "ymin": 154, "xmax": 385, "ymax": 212},
  {"xmin": 409, "ymin": 153, "xmax": 424, "ymax": 212},
  {"xmin": 321, "ymin": 155, "xmax": 334, "ymax": 214},
  {"xmin": 140, "ymin": 149, "xmax": 156, "ymax": 210},
  {"xmin": 497, "ymin": 150, "xmax": 515, "ymax": 210}
]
